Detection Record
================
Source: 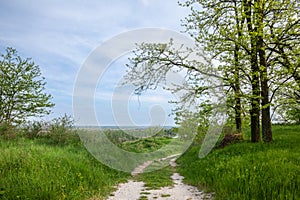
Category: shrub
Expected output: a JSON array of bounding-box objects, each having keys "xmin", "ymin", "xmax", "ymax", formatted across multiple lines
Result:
[
  {"xmin": 46, "ymin": 114, "xmax": 79, "ymax": 145},
  {"xmin": 0, "ymin": 122, "xmax": 9, "ymax": 135},
  {"xmin": 0, "ymin": 122, "xmax": 17, "ymax": 139},
  {"xmin": 22, "ymin": 120, "xmax": 47, "ymax": 139},
  {"xmin": 21, "ymin": 115, "xmax": 80, "ymax": 145}
]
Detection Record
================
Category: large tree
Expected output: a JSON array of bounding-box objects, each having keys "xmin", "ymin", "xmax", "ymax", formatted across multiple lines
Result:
[
  {"xmin": 124, "ymin": 0, "xmax": 299, "ymax": 142},
  {"xmin": 0, "ymin": 47, "xmax": 54, "ymax": 125},
  {"xmin": 180, "ymin": 0, "xmax": 299, "ymax": 141}
]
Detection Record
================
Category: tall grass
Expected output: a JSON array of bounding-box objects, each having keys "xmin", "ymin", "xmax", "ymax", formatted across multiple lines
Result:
[
  {"xmin": 118, "ymin": 137, "xmax": 173, "ymax": 153},
  {"xmin": 0, "ymin": 136, "xmax": 129, "ymax": 200},
  {"xmin": 177, "ymin": 125, "xmax": 300, "ymax": 200},
  {"xmin": 0, "ymin": 125, "xmax": 175, "ymax": 200}
]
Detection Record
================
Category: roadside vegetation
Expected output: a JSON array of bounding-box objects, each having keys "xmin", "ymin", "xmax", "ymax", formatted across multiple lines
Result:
[
  {"xmin": 0, "ymin": 118, "xmax": 130, "ymax": 200},
  {"xmin": 116, "ymin": 124, "xmax": 300, "ymax": 199},
  {"xmin": 0, "ymin": 121, "xmax": 177, "ymax": 200},
  {"xmin": 119, "ymin": 136, "xmax": 176, "ymax": 189},
  {"xmin": 1, "ymin": 117, "xmax": 299, "ymax": 200},
  {"xmin": 177, "ymin": 124, "xmax": 300, "ymax": 200}
]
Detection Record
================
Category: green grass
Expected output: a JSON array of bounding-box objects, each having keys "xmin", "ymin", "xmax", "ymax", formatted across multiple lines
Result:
[
  {"xmin": 135, "ymin": 166, "xmax": 174, "ymax": 190},
  {"xmin": 0, "ymin": 130, "xmax": 177, "ymax": 199},
  {"xmin": 138, "ymin": 195, "xmax": 148, "ymax": 200},
  {"xmin": 177, "ymin": 124, "xmax": 300, "ymax": 200},
  {"xmin": 2, "ymin": 125, "xmax": 298, "ymax": 199},
  {"xmin": 119, "ymin": 137, "xmax": 173, "ymax": 153},
  {"xmin": 119, "ymin": 137, "xmax": 175, "ymax": 190},
  {"xmin": 0, "ymin": 136, "xmax": 129, "ymax": 200}
]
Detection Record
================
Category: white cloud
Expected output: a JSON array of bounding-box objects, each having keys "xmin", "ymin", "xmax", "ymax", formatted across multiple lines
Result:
[{"xmin": 0, "ymin": 0, "xmax": 190, "ymax": 125}]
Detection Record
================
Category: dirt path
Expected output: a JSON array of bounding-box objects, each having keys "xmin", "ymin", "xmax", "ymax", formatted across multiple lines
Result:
[{"xmin": 107, "ymin": 157, "xmax": 213, "ymax": 200}]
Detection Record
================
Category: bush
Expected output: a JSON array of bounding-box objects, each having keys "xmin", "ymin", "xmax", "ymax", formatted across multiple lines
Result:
[
  {"xmin": 0, "ymin": 122, "xmax": 18, "ymax": 140},
  {"xmin": 0, "ymin": 122, "xmax": 9, "ymax": 135},
  {"xmin": 22, "ymin": 121, "xmax": 46, "ymax": 139},
  {"xmin": 45, "ymin": 115, "xmax": 79, "ymax": 145},
  {"xmin": 22, "ymin": 115, "xmax": 80, "ymax": 145}
]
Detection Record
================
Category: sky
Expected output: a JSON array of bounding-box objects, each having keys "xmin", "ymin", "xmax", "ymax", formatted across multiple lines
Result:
[{"xmin": 0, "ymin": 0, "xmax": 191, "ymax": 126}]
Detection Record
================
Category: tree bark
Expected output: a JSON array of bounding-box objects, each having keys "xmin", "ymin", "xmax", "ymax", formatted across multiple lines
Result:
[
  {"xmin": 250, "ymin": 58, "xmax": 261, "ymax": 143},
  {"xmin": 257, "ymin": 0, "xmax": 272, "ymax": 142},
  {"xmin": 259, "ymin": 44, "xmax": 272, "ymax": 142},
  {"xmin": 234, "ymin": 46, "xmax": 242, "ymax": 133},
  {"xmin": 233, "ymin": 0, "xmax": 243, "ymax": 133},
  {"xmin": 244, "ymin": 0, "xmax": 260, "ymax": 142}
]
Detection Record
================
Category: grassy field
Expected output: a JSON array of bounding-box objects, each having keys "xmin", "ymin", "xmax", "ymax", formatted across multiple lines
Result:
[
  {"xmin": 1, "ymin": 125, "xmax": 299, "ymax": 200},
  {"xmin": 177, "ymin": 125, "xmax": 300, "ymax": 200},
  {"xmin": 0, "ymin": 127, "xmax": 176, "ymax": 200},
  {"xmin": 0, "ymin": 135, "xmax": 129, "ymax": 200}
]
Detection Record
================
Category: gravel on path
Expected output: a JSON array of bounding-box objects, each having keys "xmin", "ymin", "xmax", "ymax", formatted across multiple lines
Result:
[{"xmin": 107, "ymin": 157, "xmax": 213, "ymax": 200}]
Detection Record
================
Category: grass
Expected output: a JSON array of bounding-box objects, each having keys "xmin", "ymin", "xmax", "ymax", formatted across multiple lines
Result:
[
  {"xmin": 0, "ymin": 135, "xmax": 129, "ymax": 200},
  {"xmin": 0, "ymin": 127, "xmax": 176, "ymax": 200},
  {"xmin": 2, "ymin": 124, "xmax": 298, "ymax": 199},
  {"xmin": 119, "ymin": 137, "xmax": 173, "ymax": 153},
  {"xmin": 135, "ymin": 166, "xmax": 174, "ymax": 190},
  {"xmin": 119, "ymin": 136, "xmax": 176, "ymax": 190},
  {"xmin": 138, "ymin": 195, "xmax": 148, "ymax": 200},
  {"xmin": 177, "ymin": 124, "xmax": 300, "ymax": 200}
]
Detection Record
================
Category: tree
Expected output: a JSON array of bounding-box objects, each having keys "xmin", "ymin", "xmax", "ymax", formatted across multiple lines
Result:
[
  {"xmin": 0, "ymin": 47, "xmax": 54, "ymax": 125},
  {"xmin": 255, "ymin": 0, "xmax": 299, "ymax": 141},
  {"xmin": 181, "ymin": 0, "xmax": 299, "ymax": 142},
  {"xmin": 124, "ymin": 40, "xmax": 225, "ymax": 125},
  {"xmin": 124, "ymin": 0, "xmax": 299, "ymax": 143},
  {"xmin": 180, "ymin": 0, "xmax": 246, "ymax": 134}
]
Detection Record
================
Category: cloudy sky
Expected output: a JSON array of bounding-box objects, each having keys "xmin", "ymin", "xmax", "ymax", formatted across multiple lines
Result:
[{"xmin": 0, "ymin": 0, "xmax": 191, "ymax": 126}]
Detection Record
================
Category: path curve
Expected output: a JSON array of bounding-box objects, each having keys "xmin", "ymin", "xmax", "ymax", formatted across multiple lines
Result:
[{"xmin": 107, "ymin": 157, "xmax": 213, "ymax": 200}]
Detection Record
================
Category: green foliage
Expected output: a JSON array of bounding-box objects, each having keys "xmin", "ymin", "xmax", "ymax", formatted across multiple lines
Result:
[
  {"xmin": 21, "ymin": 115, "xmax": 79, "ymax": 145},
  {"xmin": 0, "ymin": 137, "xmax": 129, "ymax": 200},
  {"xmin": 125, "ymin": 138, "xmax": 175, "ymax": 189},
  {"xmin": 125, "ymin": 0, "xmax": 300, "ymax": 142},
  {"xmin": 0, "ymin": 47, "xmax": 54, "ymax": 125},
  {"xmin": 177, "ymin": 125, "xmax": 300, "ymax": 200},
  {"xmin": 104, "ymin": 129, "xmax": 142, "ymax": 145},
  {"xmin": 119, "ymin": 137, "xmax": 173, "ymax": 153},
  {"xmin": 46, "ymin": 115, "xmax": 78, "ymax": 145},
  {"xmin": 0, "ymin": 122, "xmax": 17, "ymax": 140},
  {"xmin": 103, "ymin": 127, "xmax": 169, "ymax": 145},
  {"xmin": 0, "ymin": 122, "xmax": 10, "ymax": 135},
  {"xmin": 277, "ymin": 97, "xmax": 300, "ymax": 124},
  {"xmin": 21, "ymin": 120, "xmax": 45, "ymax": 139}
]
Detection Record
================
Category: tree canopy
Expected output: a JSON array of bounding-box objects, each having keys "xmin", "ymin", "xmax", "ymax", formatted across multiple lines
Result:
[
  {"xmin": 0, "ymin": 47, "xmax": 54, "ymax": 125},
  {"xmin": 124, "ymin": 0, "xmax": 300, "ymax": 142}
]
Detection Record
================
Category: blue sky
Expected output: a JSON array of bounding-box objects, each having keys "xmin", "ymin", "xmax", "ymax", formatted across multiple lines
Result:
[{"xmin": 0, "ymin": 0, "xmax": 191, "ymax": 126}]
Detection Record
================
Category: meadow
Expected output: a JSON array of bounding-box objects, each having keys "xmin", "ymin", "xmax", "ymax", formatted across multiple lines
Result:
[
  {"xmin": 177, "ymin": 125, "xmax": 300, "ymax": 200},
  {"xmin": 0, "ymin": 124, "xmax": 299, "ymax": 199},
  {"xmin": 0, "ymin": 125, "xmax": 176, "ymax": 200},
  {"xmin": 0, "ymin": 127, "xmax": 129, "ymax": 200}
]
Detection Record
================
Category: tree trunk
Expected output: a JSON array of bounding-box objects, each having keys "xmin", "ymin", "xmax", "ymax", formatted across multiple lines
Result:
[
  {"xmin": 244, "ymin": 0, "xmax": 260, "ymax": 142},
  {"xmin": 233, "ymin": 0, "xmax": 243, "ymax": 134},
  {"xmin": 234, "ymin": 46, "xmax": 242, "ymax": 133},
  {"xmin": 259, "ymin": 49, "xmax": 272, "ymax": 142},
  {"xmin": 235, "ymin": 96, "xmax": 242, "ymax": 133},
  {"xmin": 250, "ymin": 60, "xmax": 261, "ymax": 143},
  {"xmin": 257, "ymin": 0, "xmax": 272, "ymax": 142}
]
